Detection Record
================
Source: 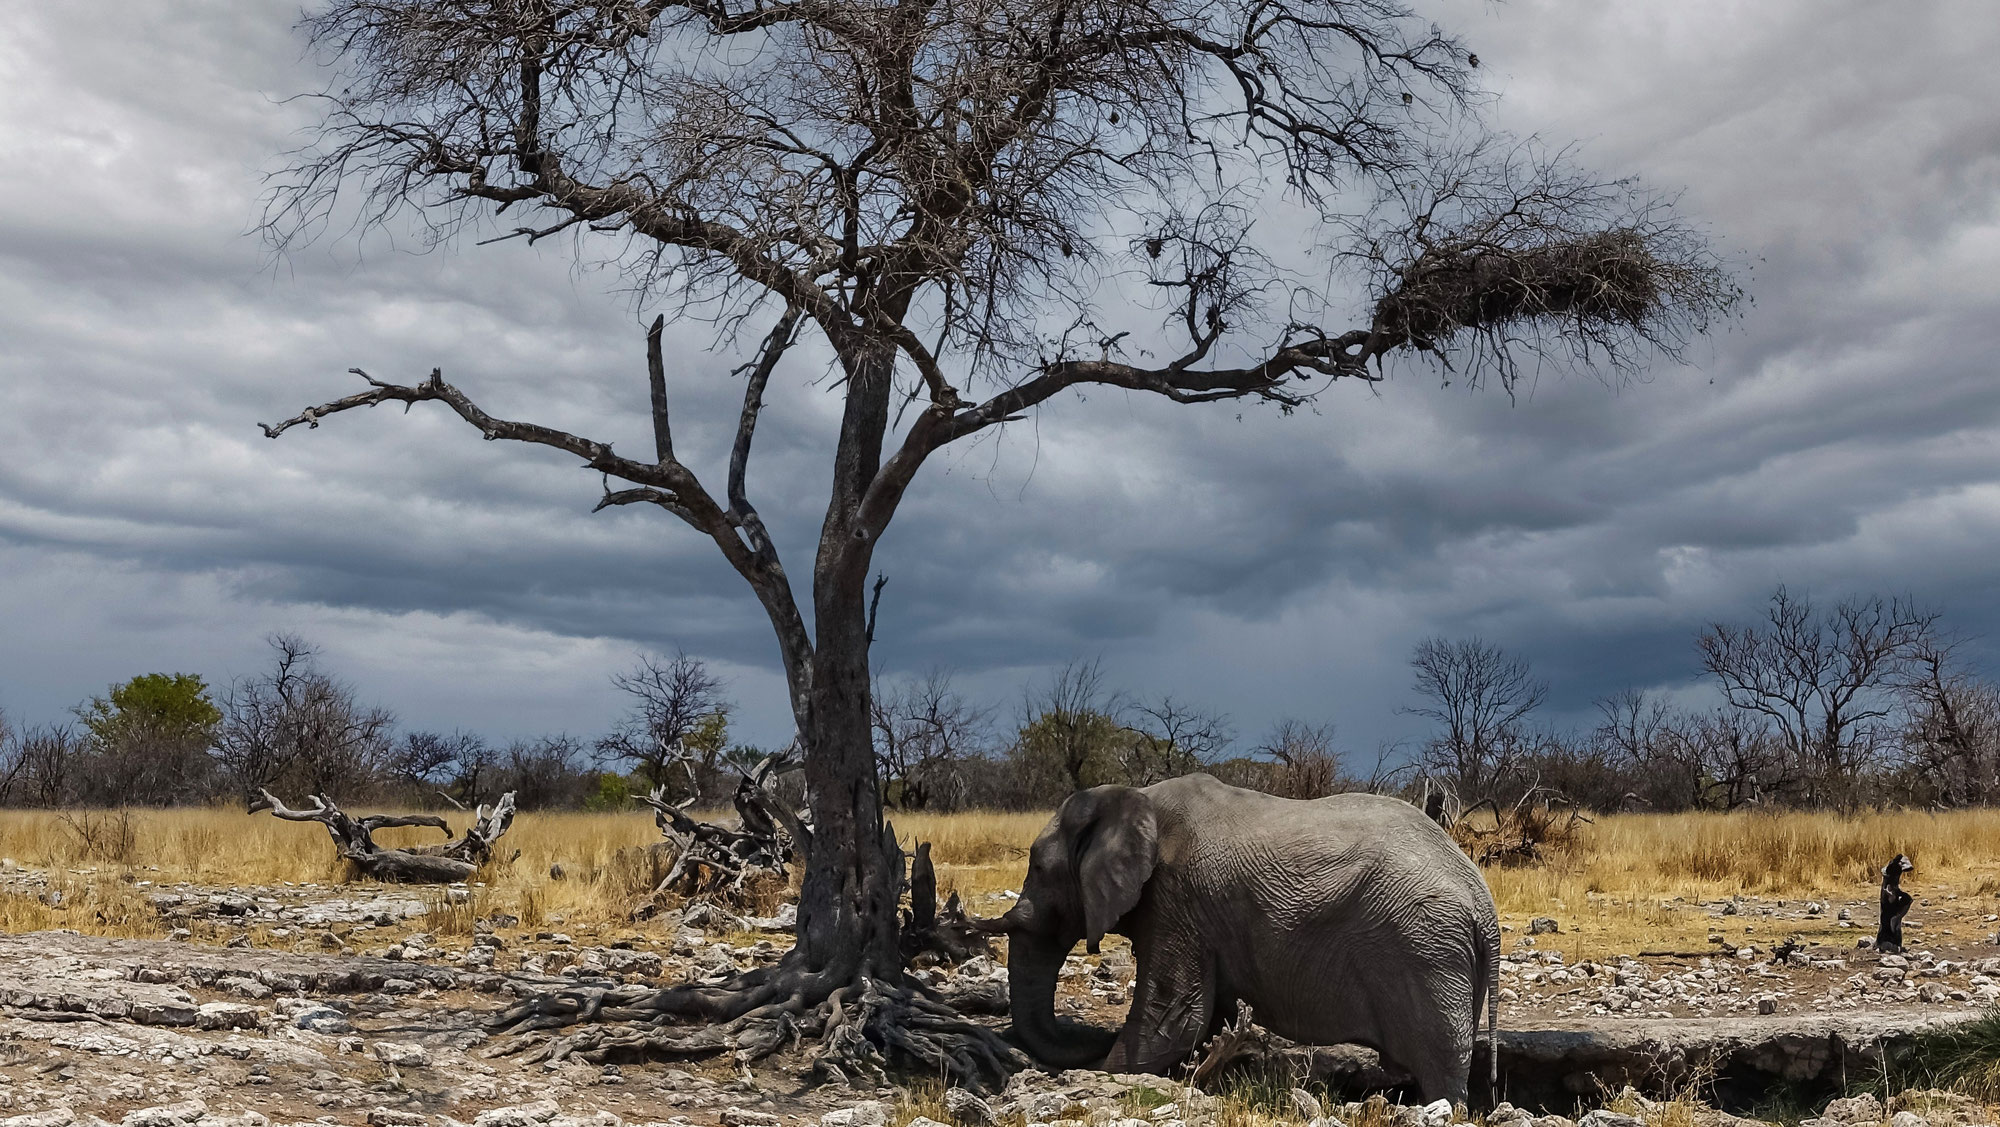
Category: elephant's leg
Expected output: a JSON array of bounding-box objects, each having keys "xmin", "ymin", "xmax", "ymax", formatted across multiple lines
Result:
[
  {"xmin": 1375, "ymin": 979, "xmax": 1474, "ymax": 1107},
  {"xmin": 1106, "ymin": 936, "xmax": 1213, "ymax": 1074}
]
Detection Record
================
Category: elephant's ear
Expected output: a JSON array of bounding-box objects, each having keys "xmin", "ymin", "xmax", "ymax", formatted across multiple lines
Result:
[{"xmin": 1061, "ymin": 786, "xmax": 1159, "ymax": 954}]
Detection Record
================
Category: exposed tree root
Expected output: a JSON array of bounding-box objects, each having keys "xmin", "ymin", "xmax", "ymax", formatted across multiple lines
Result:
[
  {"xmin": 494, "ymin": 825, "xmax": 1017, "ymax": 1089},
  {"xmin": 489, "ymin": 960, "xmax": 1027, "ymax": 1090}
]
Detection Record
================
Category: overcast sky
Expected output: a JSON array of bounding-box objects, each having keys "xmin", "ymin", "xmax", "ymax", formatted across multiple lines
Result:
[{"xmin": 2, "ymin": 2, "xmax": 1997, "ymax": 761}]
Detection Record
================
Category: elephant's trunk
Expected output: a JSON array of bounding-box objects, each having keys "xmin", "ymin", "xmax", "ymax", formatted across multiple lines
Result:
[
  {"xmin": 973, "ymin": 900, "xmax": 1034, "ymax": 933},
  {"xmin": 1006, "ymin": 932, "xmax": 1117, "ymax": 1069}
]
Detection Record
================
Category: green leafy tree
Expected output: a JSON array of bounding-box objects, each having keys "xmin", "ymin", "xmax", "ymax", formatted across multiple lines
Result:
[{"xmin": 76, "ymin": 673, "xmax": 223, "ymax": 805}]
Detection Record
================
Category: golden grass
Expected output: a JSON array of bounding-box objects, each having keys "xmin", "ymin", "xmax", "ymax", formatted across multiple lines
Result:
[
  {"xmin": 5, "ymin": 804, "xmax": 2000, "ymax": 959},
  {"xmin": 0, "ymin": 805, "xmax": 671, "ymax": 940}
]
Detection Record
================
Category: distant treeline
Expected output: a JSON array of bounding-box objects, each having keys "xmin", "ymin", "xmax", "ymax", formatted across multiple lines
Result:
[{"xmin": 2, "ymin": 585, "xmax": 1992, "ymax": 813}]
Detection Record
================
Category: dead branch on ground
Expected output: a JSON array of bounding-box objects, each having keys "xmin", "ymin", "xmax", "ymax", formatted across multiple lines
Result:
[{"xmin": 249, "ymin": 788, "xmax": 516, "ymax": 883}]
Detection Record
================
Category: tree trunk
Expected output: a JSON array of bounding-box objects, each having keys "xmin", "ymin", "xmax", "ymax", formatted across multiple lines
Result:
[
  {"xmin": 493, "ymin": 332, "xmax": 1026, "ymax": 1087},
  {"xmin": 795, "ymin": 333, "xmax": 905, "ymax": 977},
  {"xmin": 797, "ymin": 643, "xmax": 903, "ymax": 977}
]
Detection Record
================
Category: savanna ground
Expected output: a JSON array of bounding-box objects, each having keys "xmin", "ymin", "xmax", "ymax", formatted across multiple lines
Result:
[
  {"xmin": 7, "ymin": 804, "xmax": 2000, "ymax": 1127},
  {"xmin": 11, "ymin": 805, "xmax": 1998, "ymax": 955}
]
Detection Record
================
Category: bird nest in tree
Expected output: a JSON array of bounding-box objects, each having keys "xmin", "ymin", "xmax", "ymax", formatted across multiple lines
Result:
[{"xmin": 1374, "ymin": 228, "xmax": 1670, "ymax": 351}]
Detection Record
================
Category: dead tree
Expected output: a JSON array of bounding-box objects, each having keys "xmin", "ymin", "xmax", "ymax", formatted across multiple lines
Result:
[
  {"xmin": 899, "ymin": 843, "xmax": 992, "ymax": 968},
  {"xmin": 1877, "ymin": 853, "xmax": 1914, "ymax": 954},
  {"xmin": 251, "ymin": 788, "xmax": 516, "ymax": 883},
  {"xmin": 639, "ymin": 755, "xmax": 809, "ymax": 903},
  {"xmin": 261, "ymin": 0, "xmax": 1734, "ymax": 1086}
]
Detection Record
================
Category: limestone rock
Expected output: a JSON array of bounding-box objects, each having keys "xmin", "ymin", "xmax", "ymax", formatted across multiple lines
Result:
[
  {"xmin": 195, "ymin": 1002, "xmax": 266, "ymax": 1031},
  {"xmin": 1822, "ymin": 1094, "xmax": 1884, "ymax": 1123},
  {"xmin": 371, "ymin": 1041, "xmax": 432, "ymax": 1067},
  {"xmin": 121, "ymin": 1101, "xmax": 208, "ymax": 1127},
  {"xmin": 472, "ymin": 1104, "xmax": 561, "ymax": 1127},
  {"xmin": 821, "ymin": 1105, "xmax": 888, "ymax": 1127},
  {"xmin": 946, "ymin": 1090, "xmax": 998, "ymax": 1127}
]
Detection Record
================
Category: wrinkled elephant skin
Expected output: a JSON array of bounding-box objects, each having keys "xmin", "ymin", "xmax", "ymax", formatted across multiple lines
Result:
[{"xmin": 990, "ymin": 774, "xmax": 1499, "ymax": 1106}]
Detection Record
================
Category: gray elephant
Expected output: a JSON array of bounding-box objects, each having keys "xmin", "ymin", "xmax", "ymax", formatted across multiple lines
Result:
[{"xmin": 982, "ymin": 774, "xmax": 1499, "ymax": 1105}]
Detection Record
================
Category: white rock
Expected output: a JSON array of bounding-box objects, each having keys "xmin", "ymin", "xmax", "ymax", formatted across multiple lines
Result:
[
  {"xmin": 0, "ymin": 1112, "xmax": 77, "ymax": 1127},
  {"xmin": 473, "ymin": 1104, "xmax": 561, "ymax": 1127},
  {"xmin": 195, "ymin": 1002, "xmax": 266, "ymax": 1030},
  {"xmin": 819, "ymin": 1104, "xmax": 886, "ymax": 1127},
  {"xmin": 945, "ymin": 1090, "xmax": 998, "ymax": 1127},
  {"xmin": 1822, "ymin": 1095, "xmax": 1883, "ymax": 1124},
  {"xmin": 121, "ymin": 1101, "xmax": 208, "ymax": 1127},
  {"xmin": 1420, "ymin": 1099, "xmax": 1454, "ymax": 1127},
  {"xmin": 371, "ymin": 1041, "xmax": 432, "ymax": 1067}
]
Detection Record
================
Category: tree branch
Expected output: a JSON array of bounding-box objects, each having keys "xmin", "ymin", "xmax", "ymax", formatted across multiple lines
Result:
[
  {"xmin": 849, "ymin": 328, "xmax": 1379, "ymax": 544},
  {"xmin": 263, "ymin": 349, "xmax": 818, "ymax": 741},
  {"xmin": 647, "ymin": 314, "xmax": 675, "ymax": 464},
  {"xmin": 729, "ymin": 307, "xmax": 802, "ymax": 561}
]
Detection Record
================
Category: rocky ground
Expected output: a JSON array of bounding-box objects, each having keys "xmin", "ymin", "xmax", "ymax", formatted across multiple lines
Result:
[
  {"xmin": 1492, "ymin": 894, "xmax": 2000, "ymax": 1021},
  {"xmin": 4, "ymin": 866, "xmax": 2000, "ymax": 1127}
]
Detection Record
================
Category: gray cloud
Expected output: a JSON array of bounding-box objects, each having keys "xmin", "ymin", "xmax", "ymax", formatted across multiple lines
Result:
[{"xmin": 3, "ymin": 2, "xmax": 1999, "ymax": 759}]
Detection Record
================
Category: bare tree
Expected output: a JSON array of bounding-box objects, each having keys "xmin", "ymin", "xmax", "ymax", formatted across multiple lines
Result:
[
  {"xmin": 1699, "ymin": 587, "xmax": 1939, "ymax": 801},
  {"xmin": 1406, "ymin": 637, "xmax": 1547, "ymax": 802},
  {"xmin": 386, "ymin": 729, "xmax": 481, "ymax": 797},
  {"xmin": 213, "ymin": 635, "xmax": 395, "ymax": 799},
  {"xmin": 597, "ymin": 652, "xmax": 730, "ymax": 798},
  {"xmin": 1894, "ymin": 633, "xmax": 2000, "ymax": 807},
  {"xmin": 0, "ymin": 707, "xmax": 30, "ymax": 806},
  {"xmin": 1122, "ymin": 697, "xmax": 1233, "ymax": 787},
  {"xmin": 871, "ymin": 669, "xmax": 991, "ymax": 810},
  {"xmin": 1255, "ymin": 719, "xmax": 1345, "ymax": 799},
  {"xmin": 260, "ymin": 0, "xmax": 1732, "ymax": 1079},
  {"xmin": 497, "ymin": 734, "xmax": 597, "ymax": 808}
]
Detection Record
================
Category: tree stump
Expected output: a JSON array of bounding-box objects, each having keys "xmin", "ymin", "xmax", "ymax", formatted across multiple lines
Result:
[{"xmin": 1877, "ymin": 853, "xmax": 1914, "ymax": 954}]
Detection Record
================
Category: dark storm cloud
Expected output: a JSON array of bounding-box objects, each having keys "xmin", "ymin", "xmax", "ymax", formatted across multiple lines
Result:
[{"xmin": 2, "ymin": 2, "xmax": 1998, "ymax": 755}]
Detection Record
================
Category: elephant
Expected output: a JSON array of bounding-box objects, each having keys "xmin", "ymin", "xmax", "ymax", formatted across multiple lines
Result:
[{"xmin": 982, "ymin": 774, "xmax": 1500, "ymax": 1106}]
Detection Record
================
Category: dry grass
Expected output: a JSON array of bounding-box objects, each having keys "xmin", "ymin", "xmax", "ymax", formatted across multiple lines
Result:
[
  {"xmin": 1486, "ymin": 809, "xmax": 2000, "ymax": 962},
  {"xmin": 5, "ymin": 805, "xmax": 2000, "ymax": 959},
  {"xmin": 0, "ymin": 805, "xmax": 670, "ymax": 940}
]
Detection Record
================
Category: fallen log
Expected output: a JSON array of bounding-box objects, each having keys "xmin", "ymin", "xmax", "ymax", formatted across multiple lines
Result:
[{"xmin": 250, "ymin": 789, "xmax": 516, "ymax": 883}]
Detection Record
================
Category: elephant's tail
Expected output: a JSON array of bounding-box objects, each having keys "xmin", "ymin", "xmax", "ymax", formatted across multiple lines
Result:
[{"xmin": 1484, "ymin": 919, "xmax": 1500, "ymax": 1106}]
